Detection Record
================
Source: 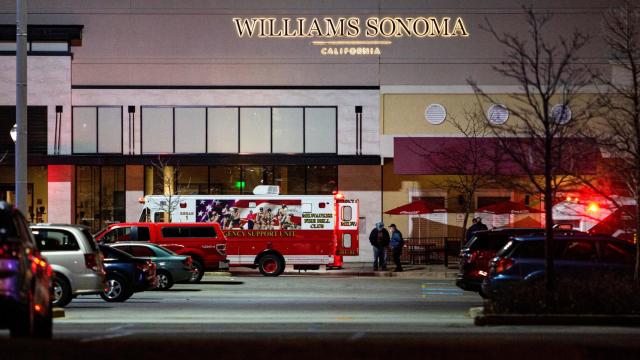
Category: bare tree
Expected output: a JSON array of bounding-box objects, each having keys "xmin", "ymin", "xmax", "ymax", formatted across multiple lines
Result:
[
  {"xmin": 469, "ymin": 8, "xmax": 594, "ymax": 298},
  {"xmin": 586, "ymin": 0, "xmax": 640, "ymax": 280},
  {"xmin": 148, "ymin": 156, "xmax": 189, "ymax": 222},
  {"xmin": 415, "ymin": 108, "xmax": 504, "ymax": 245}
]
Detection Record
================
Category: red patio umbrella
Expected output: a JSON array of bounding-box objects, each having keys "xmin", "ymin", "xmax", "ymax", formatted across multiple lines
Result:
[
  {"xmin": 476, "ymin": 201, "xmax": 543, "ymax": 214},
  {"xmin": 384, "ymin": 200, "xmax": 436, "ymax": 215},
  {"xmin": 385, "ymin": 200, "xmax": 444, "ymax": 240},
  {"xmin": 502, "ymin": 216, "xmax": 543, "ymax": 228}
]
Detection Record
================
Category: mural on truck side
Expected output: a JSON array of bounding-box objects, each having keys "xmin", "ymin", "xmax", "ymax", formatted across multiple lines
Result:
[{"xmin": 195, "ymin": 199, "xmax": 302, "ymax": 230}]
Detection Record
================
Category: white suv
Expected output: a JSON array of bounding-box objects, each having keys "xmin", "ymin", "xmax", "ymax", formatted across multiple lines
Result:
[{"xmin": 31, "ymin": 224, "xmax": 105, "ymax": 307}]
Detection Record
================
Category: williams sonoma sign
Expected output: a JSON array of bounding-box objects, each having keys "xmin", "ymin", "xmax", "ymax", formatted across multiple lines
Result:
[{"xmin": 233, "ymin": 16, "xmax": 469, "ymax": 56}]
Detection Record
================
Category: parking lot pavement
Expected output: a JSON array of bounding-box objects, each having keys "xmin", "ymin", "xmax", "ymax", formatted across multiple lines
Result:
[
  {"xmin": 4, "ymin": 274, "xmax": 640, "ymax": 359},
  {"xmin": 50, "ymin": 276, "xmax": 479, "ymax": 330}
]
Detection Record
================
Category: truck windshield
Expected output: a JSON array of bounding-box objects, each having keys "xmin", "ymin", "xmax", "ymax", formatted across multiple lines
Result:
[{"xmin": 139, "ymin": 208, "xmax": 150, "ymax": 222}]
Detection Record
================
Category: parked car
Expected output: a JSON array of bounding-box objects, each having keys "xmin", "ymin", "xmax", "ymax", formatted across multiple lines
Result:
[
  {"xmin": 109, "ymin": 242, "xmax": 194, "ymax": 290},
  {"xmin": 457, "ymin": 227, "xmax": 583, "ymax": 293},
  {"xmin": 31, "ymin": 224, "xmax": 105, "ymax": 307},
  {"xmin": 98, "ymin": 244, "xmax": 158, "ymax": 302},
  {"xmin": 0, "ymin": 202, "xmax": 52, "ymax": 338},
  {"xmin": 94, "ymin": 222, "xmax": 227, "ymax": 283},
  {"xmin": 481, "ymin": 234, "xmax": 636, "ymax": 298}
]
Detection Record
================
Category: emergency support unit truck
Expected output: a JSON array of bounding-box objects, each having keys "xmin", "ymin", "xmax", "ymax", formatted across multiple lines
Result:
[{"xmin": 139, "ymin": 186, "xmax": 359, "ymax": 276}]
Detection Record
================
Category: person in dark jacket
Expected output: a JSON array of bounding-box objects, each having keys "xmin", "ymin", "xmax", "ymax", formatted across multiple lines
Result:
[
  {"xmin": 389, "ymin": 224, "xmax": 404, "ymax": 272},
  {"xmin": 369, "ymin": 221, "xmax": 390, "ymax": 271},
  {"xmin": 466, "ymin": 217, "xmax": 488, "ymax": 243}
]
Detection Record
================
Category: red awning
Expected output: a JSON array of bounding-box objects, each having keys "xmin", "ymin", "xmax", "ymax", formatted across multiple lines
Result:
[
  {"xmin": 384, "ymin": 200, "xmax": 444, "ymax": 215},
  {"xmin": 393, "ymin": 137, "xmax": 599, "ymax": 176},
  {"xmin": 477, "ymin": 201, "xmax": 543, "ymax": 215}
]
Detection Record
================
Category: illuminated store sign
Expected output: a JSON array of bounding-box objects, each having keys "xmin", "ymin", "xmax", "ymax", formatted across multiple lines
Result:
[{"xmin": 233, "ymin": 16, "xmax": 469, "ymax": 56}]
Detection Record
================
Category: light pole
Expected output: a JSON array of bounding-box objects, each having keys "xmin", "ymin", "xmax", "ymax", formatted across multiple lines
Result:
[{"xmin": 15, "ymin": 0, "xmax": 28, "ymax": 213}]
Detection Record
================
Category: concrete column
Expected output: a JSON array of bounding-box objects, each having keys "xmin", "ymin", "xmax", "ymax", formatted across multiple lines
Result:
[
  {"xmin": 125, "ymin": 165, "xmax": 144, "ymax": 222},
  {"xmin": 47, "ymin": 165, "xmax": 74, "ymax": 224},
  {"xmin": 338, "ymin": 165, "xmax": 382, "ymax": 263}
]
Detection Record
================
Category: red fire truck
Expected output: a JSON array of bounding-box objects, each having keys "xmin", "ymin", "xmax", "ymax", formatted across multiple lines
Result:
[{"xmin": 138, "ymin": 186, "xmax": 359, "ymax": 276}]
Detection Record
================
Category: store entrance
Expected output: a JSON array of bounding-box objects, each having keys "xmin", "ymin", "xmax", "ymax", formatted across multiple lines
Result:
[{"xmin": 0, "ymin": 183, "xmax": 35, "ymax": 221}]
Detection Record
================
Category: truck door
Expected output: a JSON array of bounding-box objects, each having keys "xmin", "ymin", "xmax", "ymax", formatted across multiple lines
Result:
[{"xmin": 336, "ymin": 201, "xmax": 359, "ymax": 256}]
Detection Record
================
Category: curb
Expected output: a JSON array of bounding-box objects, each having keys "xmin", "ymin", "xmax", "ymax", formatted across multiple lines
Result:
[
  {"xmin": 52, "ymin": 307, "xmax": 65, "ymax": 319},
  {"xmin": 475, "ymin": 313, "xmax": 640, "ymax": 326},
  {"xmin": 468, "ymin": 307, "xmax": 483, "ymax": 318}
]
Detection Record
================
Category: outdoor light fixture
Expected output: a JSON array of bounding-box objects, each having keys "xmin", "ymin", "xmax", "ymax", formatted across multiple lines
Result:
[
  {"xmin": 10, "ymin": 123, "xmax": 17, "ymax": 143},
  {"xmin": 128, "ymin": 106, "xmax": 136, "ymax": 154},
  {"xmin": 54, "ymin": 105, "xmax": 63, "ymax": 155},
  {"xmin": 355, "ymin": 106, "xmax": 362, "ymax": 155}
]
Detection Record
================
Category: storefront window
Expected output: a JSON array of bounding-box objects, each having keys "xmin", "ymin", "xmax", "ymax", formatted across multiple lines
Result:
[
  {"xmin": 208, "ymin": 108, "xmax": 238, "ymax": 153},
  {"xmin": 243, "ymin": 166, "xmax": 274, "ymax": 194},
  {"xmin": 272, "ymin": 108, "xmax": 303, "ymax": 153},
  {"xmin": 306, "ymin": 165, "xmax": 337, "ymax": 194},
  {"xmin": 76, "ymin": 166, "xmax": 125, "ymax": 231},
  {"xmin": 305, "ymin": 108, "xmax": 337, "ymax": 153},
  {"xmin": 209, "ymin": 166, "xmax": 241, "ymax": 194},
  {"xmin": 72, "ymin": 107, "xmax": 97, "ymax": 153},
  {"xmin": 274, "ymin": 165, "xmax": 305, "ymax": 194},
  {"xmin": 141, "ymin": 107, "xmax": 173, "ymax": 153},
  {"xmin": 175, "ymin": 107, "xmax": 206, "ymax": 153},
  {"xmin": 72, "ymin": 106, "xmax": 122, "ymax": 154},
  {"xmin": 178, "ymin": 166, "xmax": 208, "ymax": 194},
  {"xmin": 240, "ymin": 108, "xmax": 271, "ymax": 153},
  {"xmin": 143, "ymin": 165, "xmax": 337, "ymax": 197}
]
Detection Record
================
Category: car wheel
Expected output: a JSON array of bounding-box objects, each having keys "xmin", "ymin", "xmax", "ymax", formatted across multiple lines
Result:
[
  {"xmin": 52, "ymin": 275, "xmax": 72, "ymax": 307},
  {"xmin": 10, "ymin": 295, "xmax": 34, "ymax": 337},
  {"xmin": 100, "ymin": 274, "xmax": 131, "ymax": 302},
  {"xmin": 189, "ymin": 260, "xmax": 204, "ymax": 283},
  {"xmin": 258, "ymin": 254, "xmax": 285, "ymax": 277},
  {"xmin": 156, "ymin": 270, "xmax": 174, "ymax": 290},
  {"xmin": 34, "ymin": 303, "xmax": 53, "ymax": 339}
]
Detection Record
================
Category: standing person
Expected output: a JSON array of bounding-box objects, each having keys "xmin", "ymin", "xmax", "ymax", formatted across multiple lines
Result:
[
  {"xmin": 466, "ymin": 217, "xmax": 488, "ymax": 244},
  {"xmin": 369, "ymin": 222, "xmax": 390, "ymax": 271},
  {"xmin": 389, "ymin": 224, "xmax": 404, "ymax": 272}
]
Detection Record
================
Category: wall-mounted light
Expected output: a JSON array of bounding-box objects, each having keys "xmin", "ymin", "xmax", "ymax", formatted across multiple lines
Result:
[
  {"xmin": 355, "ymin": 106, "xmax": 362, "ymax": 155},
  {"xmin": 128, "ymin": 106, "xmax": 136, "ymax": 155},
  {"xmin": 54, "ymin": 105, "xmax": 63, "ymax": 155}
]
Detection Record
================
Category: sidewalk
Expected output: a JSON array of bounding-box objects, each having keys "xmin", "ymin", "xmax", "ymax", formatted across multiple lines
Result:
[{"xmin": 216, "ymin": 262, "xmax": 459, "ymax": 280}]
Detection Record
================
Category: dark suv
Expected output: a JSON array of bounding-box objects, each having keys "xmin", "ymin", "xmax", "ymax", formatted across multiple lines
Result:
[
  {"xmin": 0, "ymin": 202, "xmax": 53, "ymax": 338},
  {"xmin": 481, "ymin": 234, "xmax": 636, "ymax": 298},
  {"xmin": 457, "ymin": 227, "xmax": 582, "ymax": 292}
]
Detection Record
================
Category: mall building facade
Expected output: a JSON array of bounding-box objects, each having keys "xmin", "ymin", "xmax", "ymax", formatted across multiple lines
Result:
[{"xmin": 0, "ymin": 1, "xmax": 618, "ymax": 261}]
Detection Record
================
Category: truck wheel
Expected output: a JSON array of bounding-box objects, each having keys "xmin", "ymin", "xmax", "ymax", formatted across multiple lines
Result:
[
  {"xmin": 52, "ymin": 274, "xmax": 72, "ymax": 307},
  {"xmin": 100, "ymin": 274, "xmax": 131, "ymax": 302},
  {"xmin": 189, "ymin": 260, "xmax": 204, "ymax": 283},
  {"xmin": 156, "ymin": 270, "xmax": 174, "ymax": 290},
  {"xmin": 258, "ymin": 254, "xmax": 285, "ymax": 277}
]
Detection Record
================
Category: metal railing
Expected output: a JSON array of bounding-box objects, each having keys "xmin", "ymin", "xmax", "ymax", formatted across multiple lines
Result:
[{"xmin": 387, "ymin": 237, "xmax": 461, "ymax": 267}]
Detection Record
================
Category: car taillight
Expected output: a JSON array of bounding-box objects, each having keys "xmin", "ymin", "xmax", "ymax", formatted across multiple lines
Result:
[
  {"xmin": 467, "ymin": 251, "xmax": 479, "ymax": 263},
  {"xmin": 215, "ymin": 243, "xmax": 226, "ymax": 256},
  {"xmin": 182, "ymin": 257, "xmax": 193, "ymax": 267},
  {"xmin": 84, "ymin": 253, "xmax": 98, "ymax": 271},
  {"xmin": 494, "ymin": 257, "xmax": 514, "ymax": 274},
  {"xmin": 0, "ymin": 243, "xmax": 19, "ymax": 259}
]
